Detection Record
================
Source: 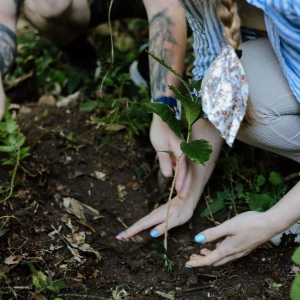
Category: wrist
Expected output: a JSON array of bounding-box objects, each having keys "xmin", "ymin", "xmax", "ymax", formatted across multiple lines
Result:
[{"xmin": 262, "ymin": 208, "xmax": 291, "ymax": 238}]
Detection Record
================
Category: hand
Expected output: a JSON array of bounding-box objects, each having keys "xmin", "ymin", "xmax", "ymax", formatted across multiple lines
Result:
[
  {"xmin": 150, "ymin": 113, "xmax": 191, "ymax": 198},
  {"xmin": 116, "ymin": 194, "xmax": 194, "ymax": 240},
  {"xmin": 186, "ymin": 211, "xmax": 278, "ymax": 268}
]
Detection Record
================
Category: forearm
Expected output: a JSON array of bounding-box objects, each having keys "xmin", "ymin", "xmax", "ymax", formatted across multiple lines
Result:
[
  {"xmin": 265, "ymin": 181, "xmax": 300, "ymax": 233},
  {"xmin": 0, "ymin": 0, "xmax": 18, "ymax": 77},
  {"xmin": 143, "ymin": 0, "xmax": 186, "ymax": 100},
  {"xmin": 189, "ymin": 119, "xmax": 224, "ymax": 209}
]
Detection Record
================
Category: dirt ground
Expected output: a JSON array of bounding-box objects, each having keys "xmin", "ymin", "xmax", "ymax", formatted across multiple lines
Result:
[{"xmin": 0, "ymin": 102, "xmax": 298, "ymax": 300}]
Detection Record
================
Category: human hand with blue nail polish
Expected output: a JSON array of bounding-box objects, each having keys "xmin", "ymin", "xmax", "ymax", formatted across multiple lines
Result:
[
  {"xmin": 116, "ymin": 194, "xmax": 195, "ymax": 240},
  {"xmin": 185, "ymin": 211, "xmax": 279, "ymax": 268},
  {"xmin": 150, "ymin": 114, "xmax": 192, "ymax": 198}
]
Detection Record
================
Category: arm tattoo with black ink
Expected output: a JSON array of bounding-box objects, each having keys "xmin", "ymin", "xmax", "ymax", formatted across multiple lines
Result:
[
  {"xmin": 149, "ymin": 9, "xmax": 177, "ymax": 100},
  {"xmin": 0, "ymin": 24, "xmax": 17, "ymax": 76},
  {"xmin": 13, "ymin": 0, "xmax": 21, "ymax": 9}
]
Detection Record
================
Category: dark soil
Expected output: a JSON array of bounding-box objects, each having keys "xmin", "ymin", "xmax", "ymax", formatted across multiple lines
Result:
[{"xmin": 0, "ymin": 103, "xmax": 297, "ymax": 300}]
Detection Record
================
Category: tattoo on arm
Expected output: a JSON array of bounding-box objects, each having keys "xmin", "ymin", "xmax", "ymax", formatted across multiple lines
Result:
[
  {"xmin": 13, "ymin": 0, "xmax": 21, "ymax": 9},
  {"xmin": 0, "ymin": 24, "xmax": 17, "ymax": 76},
  {"xmin": 149, "ymin": 9, "xmax": 177, "ymax": 100}
]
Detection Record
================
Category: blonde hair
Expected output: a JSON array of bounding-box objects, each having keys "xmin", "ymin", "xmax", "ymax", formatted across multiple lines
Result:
[{"xmin": 217, "ymin": 0, "xmax": 254, "ymax": 125}]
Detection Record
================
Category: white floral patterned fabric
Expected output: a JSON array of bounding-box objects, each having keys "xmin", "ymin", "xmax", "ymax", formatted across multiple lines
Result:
[{"xmin": 201, "ymin": 46, "xmax": 249, "ymax": 147}]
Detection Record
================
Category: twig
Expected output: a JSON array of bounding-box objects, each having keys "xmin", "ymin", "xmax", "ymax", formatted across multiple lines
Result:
[
  {"xmin": 204, "ymin": 191, "xmax": 220, "ymax": 226},
  {"xmin": 164, "ymin": 156, "xmax": 181, "ymax": 252},
  {"xmin": 284, "ymin": 172, "xmax": 300, "ymax": 181},
  {"xmin": 183, "ymin": 285, "xmax": 215, "ymax": 293},
  {"xmin": 154, "ymin": 291, "xmax": 175, "ymax": 300},
  {"xmin": 117, "ymin": 217, "xmax": 143, "ymax": 243},
  {"xmin": 57, "ymin": 294, "xmax": 110, "ymax": 300}
]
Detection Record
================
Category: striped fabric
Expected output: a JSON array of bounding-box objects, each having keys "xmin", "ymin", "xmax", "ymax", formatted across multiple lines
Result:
[{"xmin": 179, "ymin": 0, "xmax": 300, "ymax": 103}]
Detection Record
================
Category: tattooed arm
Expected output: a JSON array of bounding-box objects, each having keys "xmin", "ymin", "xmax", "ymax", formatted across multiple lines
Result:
[
  {"xmin": 143, "ymin": 0, "xmax": 186, "ymax": 109},
  {"xmin": 143, "ymin": 0, "xmax": 190, "ymax": 198},
  {"xmin": 0, "ymin": 0, "xmax": 19, "ymax": 119}
]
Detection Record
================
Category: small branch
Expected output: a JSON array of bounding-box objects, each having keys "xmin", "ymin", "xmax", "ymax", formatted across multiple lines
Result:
[
  {"xmin": 183, "ymin": 285, "xmax": 215, "ymax": 293},
  {"xmin": 164, "ymin": 156, "xmax": 181, "ymax": 252},
  {"xmin": 154, "ymin": 291, "xmax": 175, "ymax": 300},
  {"xmin": 57, "ymin": 294, "xmax": 110, "ymax": 300},
  {"xmin": 284, "ymin": 172, "xmax": 300, "ymax": 181}
]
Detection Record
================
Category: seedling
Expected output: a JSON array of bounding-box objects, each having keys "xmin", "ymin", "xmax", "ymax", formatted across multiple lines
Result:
[
  {"xmin": 146, "ymin": 51, "xmax": 212, "ymax": 266},
  {"xmin": 0, "ymin": 101, "xmax": 30, "ymax": 203}
]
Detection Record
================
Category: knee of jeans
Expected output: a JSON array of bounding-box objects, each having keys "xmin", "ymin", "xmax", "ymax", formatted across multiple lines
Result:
[{"xmin": 24, "ymin": 0, "xmax": 72, "ymax": 21}]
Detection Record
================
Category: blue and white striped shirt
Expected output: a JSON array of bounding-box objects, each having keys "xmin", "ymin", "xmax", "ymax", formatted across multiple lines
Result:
[{"xmin": 180, "ymin": 0, "xmax": 300, "ymax": 103}]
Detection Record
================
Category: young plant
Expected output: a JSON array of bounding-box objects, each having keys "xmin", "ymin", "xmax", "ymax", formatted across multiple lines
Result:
[
  {"xmin": 0, "ymin": 103, "xmax": 30, "ymax": 203},
  {"xmin": 145, "ymin": 51, "xmax": 212, "ymax": 262}
]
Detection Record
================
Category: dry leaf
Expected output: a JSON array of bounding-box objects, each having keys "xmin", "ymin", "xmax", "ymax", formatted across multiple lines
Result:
[
  {"xmin": 63, "ymin": 197, "xmax": 102, "ymax": 221},
  {"xmin": 105, "ymin": 124, "xmax": 126, "ymax": 132},
  {"xmin": 5, "ymin": 255, "xmax": 22, "ymax": 265},
  {"xmin": 64, "ymin": 231, "xmax": 101, "ymax": 260},
  {"xmin": 77, "ymin": 273, "xmax": 86, "ymax": 279},
  {"xmin": 90, "ymin": 171, "xmax": 107, "ymax": 181},
  {"xmin": 79, "ymin": 243, "xmax": 101, "ymax": 260},
  {"xmin": 90, "ymin": 269, "xmax": 100, "ymax": 278},
  {"xmin": 63, "ymin": 197, "xmax": 86, "ymax": 221},
  {"xmin": 38, "ymin": 95, "xmax": 56, "ymax": 106},
  {"xmin": 117, "ymin": 185, "xmax": 127, "ymax": 202},
  {"xmin": 32, "ymin": 293, "xmax": 48, "ymax": 300},
  {"xmin": 57, "ymin": 91, "xmax": 80, "ymax": 107}
]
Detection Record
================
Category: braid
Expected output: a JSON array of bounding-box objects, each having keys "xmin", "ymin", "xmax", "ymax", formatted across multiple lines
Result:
[{"xmin": 217, "ymin": 0, "xmax": 241, "ymax": 50}]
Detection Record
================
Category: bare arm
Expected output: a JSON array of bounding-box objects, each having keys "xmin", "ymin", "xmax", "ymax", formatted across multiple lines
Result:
[
  {"xmin": 0, "ymin": 0, "xmax": 19, "ymax": 119},
  {"xmin": 143, "ymin": 0, "xmax": 186, "ymax": 102}
]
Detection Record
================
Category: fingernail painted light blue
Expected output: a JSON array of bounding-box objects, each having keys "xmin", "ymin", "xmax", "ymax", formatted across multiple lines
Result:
[
  {"xmin": 185, "ymin": 265, "xmax": 192, "ymax": 268},
  {"xmin": 150, "ymin": 230, "xmax": 159, "ymax": 238},
  {"xmin": 195, "ymin": 234, "xmax": 205, "ymax": 243},
  {"xmin": 120, "ymin": 232, "xmax": 127, "ymax": 238}
]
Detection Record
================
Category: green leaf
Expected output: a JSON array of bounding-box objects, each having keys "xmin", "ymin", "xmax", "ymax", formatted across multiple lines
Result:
[
  {"xmin": 256, "ymin": 175, "xmax": 266, "ymax": 187},
  {"xmin": 249, "ymin": 193, "xmax": 272, "ymax": 212},
  {"xmin": 180, "ymin": 139, "xmax": 212, "ymax": 166},
  {"xmin": 201, "ymin": 199, "xmax": 225, "ymax": 217},
  {"xmin": 0, "ymin": 146, "xmax": 14, "ymax": 152},
  {"xmin": 0, "ymin": 229, "xmax": 9, "ymax": 237},
  {"xmin": 292, "ymin": 247, "xmax": 300, "ymax": 265},
  {"xmin": 32, "ymin": 271, "xmax": 48, "ymax": 290},
  {"xmin": 168, "ymin": 85, "xmax": 202, "ymax": 126},
  {"xmin": 52, "ymin": 280, "xmax": 63, "ymax": 293},
  {"xmin": 268, "ymin": 172, "xmax": 282, "ymax": 186},
  {"xmin": 291, "ymin": 274, "xmax": 300, "ymax": 300},
  {"xmin": 145, "ymin": 103, "xmax": 182, "ymax": 139},
  {"xmin": 157, "ymin": 151, "xmax": 176, "ymax": 159},
  {"xmin": 79, "ymin": 101, "xmax": 98, "ymax": 112},
  {"xmin": 0, "ymin": 273, "xmax": 7, "ymax": 280},
  {"xmin": 189, "ymin": 78, "xmax": 203, "ymax": 92},
  {"xmin": 5, "ymin": 119, "xmax": 18, "ymax": 134}
]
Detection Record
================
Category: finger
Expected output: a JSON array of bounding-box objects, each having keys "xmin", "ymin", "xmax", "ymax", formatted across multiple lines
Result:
[
  {"xmin": 213, "ymin": 253, "xmax": 241, "ymax": 266},
  {"xmin": 149, "ymin": 216, "xmax": 184, "ymax": 238},
  {"xmin": 185, "ymin": 248, "xmax": 223, "ymax": 268},
  {"xmin": 116, "ymin": 212, "xmax": 165, "ymax": 240},
  {"xmin": 175, "ymin": 155, "xmax": 187, "ymax": 194},
  {"xmin": 157, "ymin": 152, "xmax": 173, "ymax": 178},
  {"xmin": 200, "ymin": 248, "xmax": 211, "ymax": 256},
  {"xmin": 216, "ymin": 243, "xmax": 221, "ymax": 248},
  {"xmin": 181, "ymin": 164, "xmax": 193, "ymax": 199},
  {"xmin": 194, "ymin": 222, "xmax": 229, "ymax": 244}
]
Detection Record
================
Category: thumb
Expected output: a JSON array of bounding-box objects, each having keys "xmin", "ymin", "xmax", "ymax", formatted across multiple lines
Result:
[
  {"xmin": 194, "ymin": 222, "xmax": 229, "ymax": 243},
  {"xmin": 157, "ymin": 152, "xmax": 173, "ymax": 178}
]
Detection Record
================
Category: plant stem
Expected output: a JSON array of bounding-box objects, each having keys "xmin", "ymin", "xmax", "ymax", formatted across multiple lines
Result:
[
  {"xmin": 0, "ymin": 134, "xmax": 21, "ymax": 204},
  {"xmin": 164, "ymin": 156, "xmax": 181, "ymax": 253}
]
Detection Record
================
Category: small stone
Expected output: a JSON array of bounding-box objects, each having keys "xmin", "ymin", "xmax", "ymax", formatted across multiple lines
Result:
[{"xmin": 38, "ymin": 95, "xmax": 56, "ymax": 106}]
